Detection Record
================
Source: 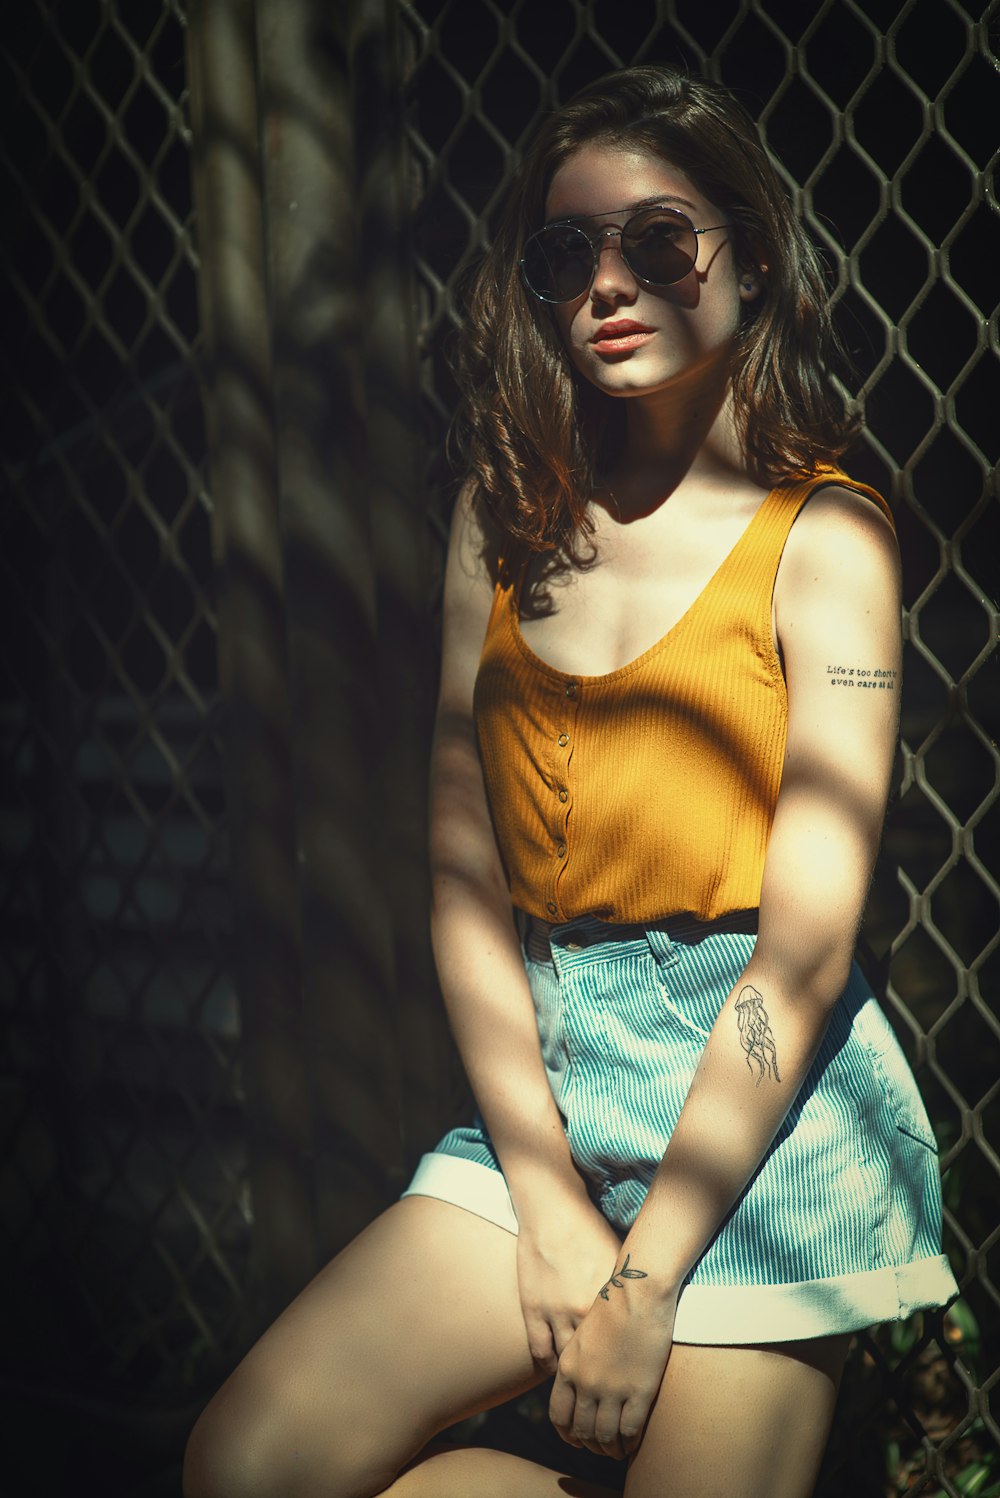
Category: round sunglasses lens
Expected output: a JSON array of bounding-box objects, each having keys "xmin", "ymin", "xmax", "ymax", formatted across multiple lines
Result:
[
  {"xmin": 522, "ymin": 225, "xmax": 593, "ymax": 302},
  {"xmin": 622, "ymin": 208, "xmax": 697, "ymax": 285}
]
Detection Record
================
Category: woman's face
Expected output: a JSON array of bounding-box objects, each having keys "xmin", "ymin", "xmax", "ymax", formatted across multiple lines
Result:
[{"xmin": 541, "ymin": 141, "xmax": 757, "ymax": 398}]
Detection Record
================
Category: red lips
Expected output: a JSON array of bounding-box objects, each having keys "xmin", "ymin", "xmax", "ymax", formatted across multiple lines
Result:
[{"xmin": 590, "ymin": 319, "xmax": 656, "ymax": 342}]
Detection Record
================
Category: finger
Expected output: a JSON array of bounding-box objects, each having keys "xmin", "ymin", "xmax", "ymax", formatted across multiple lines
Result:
[
  {"xmin": 594, "ymin": 1400, "xmax": 627, "ymax": 1462},
  {"xmin": 549, "ymin": 1375, "xmax": 582, "ymax": 1447},
  {"xmin": 523, "ymin": 1310, "xmax": 557, "ymax": 1374},
  {"xmin": 621, "ymin": 1393, "xmax": 652, "ymax": 1457},
  {"xmin": 570, "ymin": 1394, "xmax": 599, "ymax": 1453},
  {"xmin": 552, "ymin": 1314, "xmax": 579, "ymax": 1359}
]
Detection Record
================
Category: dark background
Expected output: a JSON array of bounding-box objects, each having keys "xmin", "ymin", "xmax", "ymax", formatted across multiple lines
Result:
[{"xmin": 1, "ymin": 1, "xmax": 998, "ymax": 1494}]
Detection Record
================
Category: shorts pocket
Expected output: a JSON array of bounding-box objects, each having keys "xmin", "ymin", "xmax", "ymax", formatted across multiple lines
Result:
[
  {"xmin": 646, "ymin": 957, "xmax": 714, "ymax": 1042},
  {"xmin": 893, "ymin": 1099, "xmax": 939, "ymax": 1154},
  {"xmin": 863, "ymin": 1029, "xmax": 940, "ymax": 1155}
]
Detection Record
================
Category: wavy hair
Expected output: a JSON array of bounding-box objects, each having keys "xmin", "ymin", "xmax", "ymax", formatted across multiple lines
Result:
[{"xmin": 451, "ymin": 66, "xmax": 858, "ymax": 553}]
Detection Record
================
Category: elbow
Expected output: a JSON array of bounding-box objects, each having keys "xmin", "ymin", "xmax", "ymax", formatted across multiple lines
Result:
[
  {"xmin": 754, "ymin": 928, "xmax": 857, "ymax": 1013},
  {"xmin": 430, "ymin": 856, "xmax": 509, "ymax": 926},
  {"xmin": 796, "ymin": 948, "xmax": 856, "ymax": 1012},
  {"xmin": 819, "ymin": 956, "xmax": 856, "ymax": 1010}
]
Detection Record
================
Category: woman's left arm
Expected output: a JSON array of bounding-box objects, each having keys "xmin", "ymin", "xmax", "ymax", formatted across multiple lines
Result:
[{"xmin": 550, "ymin": 489, "xmax": 902, "ymax": 1460}]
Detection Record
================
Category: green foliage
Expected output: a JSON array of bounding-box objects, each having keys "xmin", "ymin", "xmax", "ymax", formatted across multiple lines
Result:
[
  {"xmin": 925, "ymin": 1421, "xmax": 1000, "ymax": 1497},
  {"xmin": 879, "ymin": 1300, "xmax": 996, "ymax": 1496},
  {"xmin": 890, "ymin": 1312, "xmax": 923, "ymax": 1357},
  {"xmin": 930, "ymin": 1451, "xmax": 1000, "ymax": 1497}
]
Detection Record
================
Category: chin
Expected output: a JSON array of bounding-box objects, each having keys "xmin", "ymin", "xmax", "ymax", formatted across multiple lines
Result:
[{"xmin": 580, "ymin": 360, "xmax": 681, "ymax": 395}]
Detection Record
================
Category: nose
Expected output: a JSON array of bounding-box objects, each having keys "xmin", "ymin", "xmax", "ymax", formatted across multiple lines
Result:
[{"xmin": 590, "ymin": 227, "xmax": 637, "ymax": 301}]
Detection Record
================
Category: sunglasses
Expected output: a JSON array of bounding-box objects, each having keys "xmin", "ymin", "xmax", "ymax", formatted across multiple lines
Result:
[{"xmin": 520, "ymin": 204, "xmax": 731, "ymax": 304}]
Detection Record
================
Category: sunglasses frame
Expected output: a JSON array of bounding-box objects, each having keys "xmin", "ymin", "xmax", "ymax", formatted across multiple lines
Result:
[{"xmin": 519, "ymin": 204, "xmax": 732, "ymax": 304}]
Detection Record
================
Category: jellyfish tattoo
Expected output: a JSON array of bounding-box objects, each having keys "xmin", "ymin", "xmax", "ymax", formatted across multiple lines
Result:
[{"xmin": 735, "ymin": 984, "xmax": 781, "ymax": 1085}]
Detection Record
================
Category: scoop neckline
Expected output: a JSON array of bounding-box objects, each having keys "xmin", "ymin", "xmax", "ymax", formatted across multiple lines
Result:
[{"xmin": 506, "ymin": 480, "xmax": 784, "ymax": 686}]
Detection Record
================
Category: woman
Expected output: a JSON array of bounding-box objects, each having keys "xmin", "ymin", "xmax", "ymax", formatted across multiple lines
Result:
[{"xmin": 184, "ymin": 66, "xmax": 957, "ymax": 1498}]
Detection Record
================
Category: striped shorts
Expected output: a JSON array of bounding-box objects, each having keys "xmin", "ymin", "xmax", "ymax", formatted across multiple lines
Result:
[{"xmin": 403, "ymin": 912, "xmax": 958, "ymax": 1344}]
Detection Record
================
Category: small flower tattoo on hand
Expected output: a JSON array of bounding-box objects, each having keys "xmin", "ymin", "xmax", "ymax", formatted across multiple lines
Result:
[{"xmin": 598, "ymin": 1253, "xmax": 648, "ymax": 1300}]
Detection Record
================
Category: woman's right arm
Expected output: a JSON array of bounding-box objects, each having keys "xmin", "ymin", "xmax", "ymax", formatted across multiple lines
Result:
[{"xmin": 429, "ymin": 489, "xmax": 621, "ymax": 1368}]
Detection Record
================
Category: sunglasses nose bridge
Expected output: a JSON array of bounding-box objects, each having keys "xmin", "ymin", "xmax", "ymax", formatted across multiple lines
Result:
[{"xmin": 589, "ymin": 224, "xmax": 637, "ymax": 288}]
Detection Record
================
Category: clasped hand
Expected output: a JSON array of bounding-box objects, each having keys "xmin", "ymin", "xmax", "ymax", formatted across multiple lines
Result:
[
  {"xmin": 548, "ymin": 1268, "xmax": 677, "ymax": 1461},
  {"xmin": 516, "ymin": 1206, "xmax": 675, "ymax": 1464},
  {"xmin": 515, "ymin": 1203, "xmax": 623, "ymax": 1372}
]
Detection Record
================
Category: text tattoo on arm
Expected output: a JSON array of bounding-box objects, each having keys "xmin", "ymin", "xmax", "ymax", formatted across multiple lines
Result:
[
  {"xmin": 827, "ymin": 664, "xmax": 897, "ymax": 690},
  {"xmin": 735, "ymin": 985, "xmax": 781, "ymax": 1086}
]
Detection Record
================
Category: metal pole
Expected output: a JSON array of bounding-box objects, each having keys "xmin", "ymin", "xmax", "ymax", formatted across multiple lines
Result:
[
  {"xmin": 351, "ymin": 0, "xmax": 445, "ymax": 1176},
  {"xmin": 186, "ymin": 0, "xmax": 317, "ymax": 1333},
  {"xmin": 255, "ymin": 0, "xmax": 402, "ymax": 1253}
]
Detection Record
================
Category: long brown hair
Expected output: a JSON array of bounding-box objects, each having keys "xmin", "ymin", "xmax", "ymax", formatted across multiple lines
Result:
[{"xmin": 451, "ymin": 66, "xmax": 859, "ymax": 554}]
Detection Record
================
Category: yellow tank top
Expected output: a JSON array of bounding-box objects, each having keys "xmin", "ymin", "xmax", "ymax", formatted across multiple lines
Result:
[{"xmin": 473, "ymin": 471, "xmax": 893, "ymax": 924}]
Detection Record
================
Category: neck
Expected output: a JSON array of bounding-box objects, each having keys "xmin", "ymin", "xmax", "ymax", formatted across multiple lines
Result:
[{"xmin": 600, "ymin": 350, "xmax": 748, "ymax": 521}]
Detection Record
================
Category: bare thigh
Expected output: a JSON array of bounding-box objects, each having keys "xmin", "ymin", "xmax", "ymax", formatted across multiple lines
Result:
[
  {"xmin": 625, "ymin": 1335, "xmax": 850, "ymax": 1498},
  {"xmin": 183, "ymin": 1195, "xmax": 544, "ymax": 1498}
]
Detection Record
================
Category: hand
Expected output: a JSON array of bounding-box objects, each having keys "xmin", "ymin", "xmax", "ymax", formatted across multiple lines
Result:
[
  {"xmin": 514, "ymin": 1193, "xmax": 622, "ymax": 1374},
  {"xmin": 549, "ymin": 1259, "xmax": 678, "ymax": 1462}
]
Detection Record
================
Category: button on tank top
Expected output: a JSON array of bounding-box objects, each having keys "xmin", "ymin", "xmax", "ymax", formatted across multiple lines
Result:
[{"xmin": 473, "ymin": 470, "xmax": 892, "ymax": 924}]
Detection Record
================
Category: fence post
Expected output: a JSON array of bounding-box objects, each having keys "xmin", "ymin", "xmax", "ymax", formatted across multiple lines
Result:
[
  {"xmin": 186, "ymin": 0, "xmax": 318, "ymax": 1331},
  {"xmin": 351, "ymin": 0, "xmax": 446, "ymax": 1174},
  {"xmin": 254, "ymin": 0, "xmax": 403, "ymax": 1253}
]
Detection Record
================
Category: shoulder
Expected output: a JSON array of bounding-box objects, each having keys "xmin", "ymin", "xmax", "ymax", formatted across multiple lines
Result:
[
  {"xmin": 774, "ymin": 484, "xmax": 901, "ymax": 662},
  {"xmin": 447, "ymin": 482, "xmax": 506, "ymax": 587},
  {"xmin": 779, "ymin": 483, "xmax": 900, "ymax": 599},
  {"xmin": 439, "ymin": 483, "xmax": 502, "ymax": 706},
  {"xmin": 448, "ymin": 480, "xmax": 486, "ymax": 565}
]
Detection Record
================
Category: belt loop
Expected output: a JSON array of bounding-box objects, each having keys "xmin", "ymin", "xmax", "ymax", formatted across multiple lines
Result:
[
  {"xmin": 521, "ymin": 910, "xmax": 559, "ymax": 970},
  {"xmin": 644, "ymin": 924, "xmax": 679, "ymax": 967},
  {"xmin": 544, "ymin": 919, "xmax": 563, "ymax": 977}
]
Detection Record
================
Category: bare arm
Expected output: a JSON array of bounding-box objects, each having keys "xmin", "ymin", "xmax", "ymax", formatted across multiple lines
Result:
[
  {"xmin": 430, "ymin": 491, "xmax": 582, "ymax": 1202},
  {"xmin": 621, "ymin": 488, "xmax": 902, "ymax": 1284},
  {"xmin": 430, "ymin": 491, "xmax": 621, "ymax": 1360},
  {"xmin": 552, "ymin": 488, "xmax": 902, "ymax": 1453}
]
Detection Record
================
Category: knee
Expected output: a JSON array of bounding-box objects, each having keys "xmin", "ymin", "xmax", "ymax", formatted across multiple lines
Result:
[
  {"xmin": 182, "ymin": 1378, "xmax": 320, "ymax": 1498},
  {"xmin": 181, "ymin": 1374, "xmax": 401, "ymax": 1498},
  {"xmin": 182, "ymin": 1392, "xmax": 267, "ymax": 1498}
]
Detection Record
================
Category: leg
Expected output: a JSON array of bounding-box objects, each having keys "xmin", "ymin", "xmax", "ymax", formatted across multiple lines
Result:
[
  {"xmin": 385, "ymin": 1444, "xmax": 617, "ymax": 1497},
  {"xmin": 183, "ymin": 1196, "xmax": 602, "ymax": 1498},
  {"xmin": 625, "ymin": 1335, "xmax": 850, "ymax": 1498}
]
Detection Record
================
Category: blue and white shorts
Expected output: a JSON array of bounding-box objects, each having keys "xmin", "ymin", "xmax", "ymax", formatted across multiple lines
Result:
[{"xmin": 403, "ymin": 912, "xmax": 958, "ymax": 1345}]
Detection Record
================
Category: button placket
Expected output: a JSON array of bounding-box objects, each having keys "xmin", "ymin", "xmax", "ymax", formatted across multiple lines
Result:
[
  {"xmin": 554, "ymin": 683, "xmax": 578, "ymax": 865},
  {"xmin": 544, "ymin": 680, "xmax": 579, "ymax": 920}
]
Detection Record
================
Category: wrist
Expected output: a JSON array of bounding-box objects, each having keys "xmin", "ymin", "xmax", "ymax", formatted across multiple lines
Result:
[
  {"xmin": 618, "ymin": 1224, "xmax": 689, "ymax": 1304},
  {"xmin": 504, "ymin": 1160, "xmax": 596, "ymax": 1225}
]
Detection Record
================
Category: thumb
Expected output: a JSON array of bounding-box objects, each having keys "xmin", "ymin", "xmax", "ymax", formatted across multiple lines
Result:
[
  {"xmin": 523, "ymin": 1308, "xmax": 558, "ymax": 1373},
  {"xmin": 552, "ymin": 1312, "xmax": 579, "ymax": 1359}
]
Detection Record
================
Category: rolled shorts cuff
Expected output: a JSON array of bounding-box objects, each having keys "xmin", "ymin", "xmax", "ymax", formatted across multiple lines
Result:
[
  {"xmin": 669, "ymin": 1255, "xmax": 958, "ymax": 1344},
  {"xmin": 401, "ymin": 1151, "xmax": 959, "ymax": 1344},
  {"xmin": 402, "ymin": 1151, "xmax": 519, "ymax": 1235}
]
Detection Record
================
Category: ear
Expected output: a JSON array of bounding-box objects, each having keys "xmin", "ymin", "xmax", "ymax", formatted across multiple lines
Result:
[{"xmin": 738, "ymin": 257, "xmax": 769, "ymax": 303}]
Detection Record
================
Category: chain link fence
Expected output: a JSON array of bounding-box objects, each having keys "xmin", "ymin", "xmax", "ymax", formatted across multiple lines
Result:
[
  {"xmin": 1, "ymin": 1, "xmax": 247, "ymax": 1488},
  {"xmin": 0, "ymin": 1, "xmax": 997, "ymax": 1495},
  {"xmin": 398, "ymin": 1, "xmax": 999, "ymax": 1493}
]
